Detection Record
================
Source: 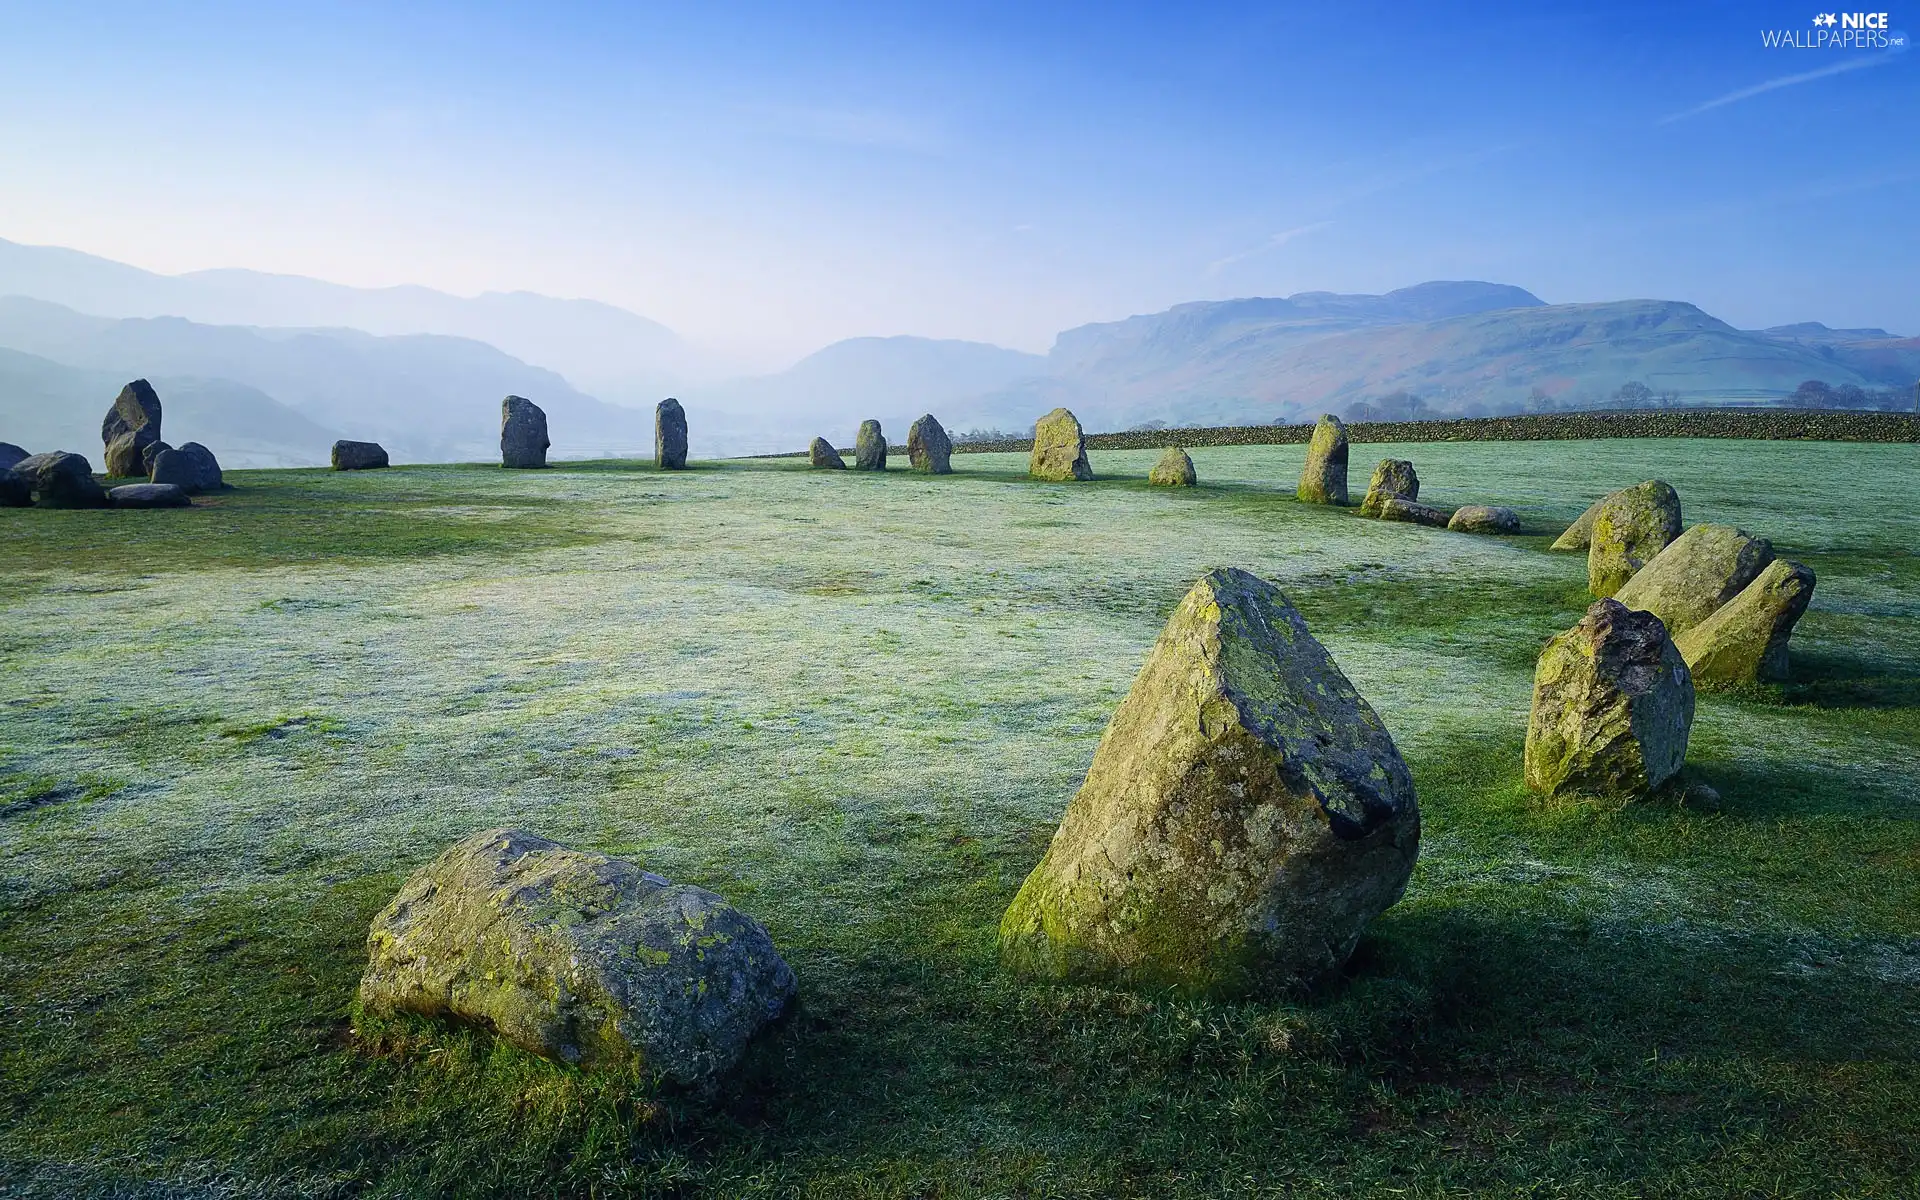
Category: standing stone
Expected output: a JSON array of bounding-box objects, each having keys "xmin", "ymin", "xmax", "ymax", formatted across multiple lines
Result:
[
  {"xmin": 1447, "ymin": 505, "xmax": 1522, "ymax": 534},
  {"xmin": 1377, "ymin": 497, "xmax": 1450, "ymax": 527},
  {"xmin": 149, "ymin": 448, "xmax": 197, "ymax": 491},
  {"xmin": 331, "ymin": 440, "xmax": 390, "ymax": 471},
  {"xmin": 0, "ymin": 442, "xmax": 27, "ymax": 471},
  {"xmin": 656, "ymin": 398, "xmax": 689, "ymax": 470},
  {"xmin": 808, "ymin": 437, "xmax": 847, "ymax": 469},
  {"xmin": 1029, "ymin": 407, "xmax": 1092, "ymax": 481},
  {"xmin": 0, "ymin": 468, "xmax": 30, "ymax": 507},
  {"xmin": 109, "ymin": 483, "xmax": 191, "ymax": 508},
  {"xmin": 1359, "ymin": 459, "xmax": 1419, "ymax": 518},
  {"xmin": 501, "ymin": 396, "xmax": 550, "ymax": 469},
  {"xmin": 15, "ymin": 451, "xmax": 108, "ymax": 508},
  {"xmin": 1148, "ymin": 446, "xmax": 1196, "ymax": 486},
  {"xmin": 101, "ymin": 380, "xmax": 163, "ymax": 477},
  {"xmin": 1588, "ymin": 480, "xmax": 1683, "ymax": 597},
  {"xmin": 999, "ymin": 568, "xmax": 1420, "ymax": 996},
  {"xmin": 359, "ymin": 829, "xmax": 796, "ymax": 1087},
  {"xmin": 140, "ymin": 440, "xmax": 174, "ymax": 476},
  {"xmin": 1614, "ymin": 524, "xmax": 1775, "ymax": 637},
  {"xmin": 1296, "ymin": 414, "xmax": 1349, "ymax": 505},
  {"xmin": 1672, "ymin": 559, "xmax": 1816, "ymax": 686},
  {"xmin": 1525, "ymin": 599, "xmax": 1694, "ymax": 803},
  {"xmin": 854, "ymin": 420, "xmax": 887, "ymax": 471},
  {"xmin": 907, "ymin": 414, "xmax": 952, "ymax": 474}
]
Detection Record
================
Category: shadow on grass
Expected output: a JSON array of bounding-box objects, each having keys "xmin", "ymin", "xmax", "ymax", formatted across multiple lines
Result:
[{"xmin": 1779, "ymin": 648, "xmax": 1920, "ymax": 710}]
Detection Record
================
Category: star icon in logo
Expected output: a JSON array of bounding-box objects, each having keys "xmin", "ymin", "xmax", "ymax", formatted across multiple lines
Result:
[{"xmin": 1813, "ymin": 12, "xmax": 1838, "ymax": 25}]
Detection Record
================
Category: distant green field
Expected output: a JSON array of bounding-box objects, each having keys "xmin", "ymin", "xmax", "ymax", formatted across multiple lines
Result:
[{"xmin": 3, "ymin": 440, "xmax": 1918, "ymax": 1198}]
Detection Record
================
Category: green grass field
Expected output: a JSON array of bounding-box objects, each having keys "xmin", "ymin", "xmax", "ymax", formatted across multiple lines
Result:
[{"xmin": 2, "ymin": 439, "xmax": 1917, "ymax": 1198}]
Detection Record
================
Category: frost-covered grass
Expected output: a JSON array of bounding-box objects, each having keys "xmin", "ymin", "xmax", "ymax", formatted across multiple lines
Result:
[{"xmin": 2, "ymin": 439, "xmax": 1918, "ymax": 1197}]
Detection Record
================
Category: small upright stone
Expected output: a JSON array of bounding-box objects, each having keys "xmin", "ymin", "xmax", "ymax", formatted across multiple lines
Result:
[
  {"xmin": 1588, "ymin": 480, "xmax": 1683, "ymax": 597},
  {"xmin": 854, "ymin": 420, "xmax": 887, "ymax": 471},
  {"xmin": 0, "ymin": 442, "xmax": 27, "ymax": 471},
  {"xmin": 1525, "ymin": 598, "xmax": 1694, "ymax": 803},
  {"xmin": 15, "ymin": 451, "xmax": 108, "ymax": 508},
  {"xmin": 1296, "ymin": 414, "xmax": 1349, "ymax": 505},
  {"xmin": 1029, "ymin": 407, "xmax": 1092, "ymax": 481},
  {"xmin": 808, "ymin": 437, "xmax": 847, "ymax": 469},
  {"xmin": 150, "ymin": 444, "xmax": 227, "ymax": 494},
  {"xmin": 501, "ymin": 396, "xmax": 550, "ymax": 469},
  {"xmin": 907, "ymin": 414, "xmax": 952, "ymax": 474},
  {"xmin": 331, "ymin": 440, "xmax": 390, "ymax": 471},
  {"xmin": 1614, "ymin": 523, "xmax": 1774, "ymax": 637},
  {"xmin": 109, "ymin": 482, "xmax": 191, "ymax": 508},
  {"xmin": 1148, "ymin": 446, "xmax": 1196, "ymax": 486},
  {"xmin": 140, "ymin": 440, "xmax": 174, "ymax": 476},
  {"xmin": 1447, "ymin": 505, "xmax": 1522, "ymax": 534},
  {"xmin": 101, "ymin": 380, "xmax": 163, "ymax": 477},
  {"xmin": 656, "ymin": 398, "xmax": 689, "ymax": 470},
  {"xmin": 1359, "ymin": 459, "xmax": 1418, "ymax": 518},
  {"xmin": 1672, "ymin": 559, "xmax": 1816, "ymax": 686}
]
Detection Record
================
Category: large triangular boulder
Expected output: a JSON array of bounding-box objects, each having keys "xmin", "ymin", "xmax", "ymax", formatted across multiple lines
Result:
[
  {"xmin": 656, "ymin": 398, "xmax": 689, "ymax": 470},
  {"xmin": 1359, "ymin": 459, "xmax": 1418, "ymax": 517},
  {"xmin": 907, "ymin": 414, "xmax": 952, "ymax": 474},
  {"xmin": 1588, "ymin": 480, "xmax": 1683, "ymax": 597},
  {"xmin": 999, "ymin": 568, "xmax": 1420, "ymax": 996},
  {"xmin": 854, "ymin": 420, "xmax": 887, "ymax": 471},
  {"xmin": 1614, "ymin": 523, "xmax": 1774, "ymax": 637},
  {"xmin": 359, "ymin": 829, "xmax": 796, "ymax": 1087},
  {"xmin": 1029, "ymin": 408, "xmax": 1092, "ymax": 481},
  {"xmin": 101, "ymin": 380, "xmax": 162, "ymax": 477},
  {"xmin": 808, "ymin": 437, "xmax": 847, "ymax": 469},
  {"xmin": 1296, "ymin": 415, "xmax": 1349, "ymax": 505},
  {"xmin": 1672, "ymin": 559, "xmax": 1815, "ymax": 686},
  {"xmin": 501, "ymin": 396, "xmax": 550, "ymax": 468}
]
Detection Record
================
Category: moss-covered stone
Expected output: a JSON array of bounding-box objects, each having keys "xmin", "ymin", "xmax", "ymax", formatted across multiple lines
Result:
[
  {"xmin": 1359, "ymin": 459, "xmax": 1418, "ymax": 517},
  {"xmin": 359, "ymin": 829, "xmax": 796, "ymax": 1086},
  {"xmin": 1588, "ymin": 480, "xmax": 1682, "ymax": 597},
  {"xmin": 1551, "ymin": 493, "xmax": 1609, "ymax": 551},
  {"xmin": 1672, "ymin": 558, "xmax": 1816, "ymax": 686},
  {"xmin": 808, "ymin": 438, "xmax": 847, "ymax": 469},
  {"xmin": 853, "ymin": 420, "xmax": 887, "ymax": 470},
  {"xmin": 1524, "ymin": 598, "xmax": 1694, "ymax": 803},
  {"xmin": 1296, "ymin": 415, "xmax": 1349, "ymax": 505},
  {"xmin": 1447, "ymin": 505, "xmax": 1521, "ymax": 534},
  {"xmin": 907, "ymin": 414, "xmax": 952, "ymax": 474},
  {"xmin": 1030, "ymin": 408, "xmax": 1092, "ymax": 481},
  {"xmin": 998, "ymin": 568, "xmax": 1419, "ymax": 996},
  {"xmin": 1613, "ymin": 523, "xmax": 1774, "ymax": 637},
  {"xmin": 100, "ymin": 380, "xmax": 161, "ymax": 477},
  {"xmin": 1148, "ymin": 446, "xmax": 1196, "ymax": 486}
]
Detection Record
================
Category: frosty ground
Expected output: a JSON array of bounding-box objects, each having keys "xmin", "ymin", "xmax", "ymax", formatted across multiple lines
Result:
[{"xmin": 2, "ymin": 440, "xmax": 1917, "ymax": 1197}]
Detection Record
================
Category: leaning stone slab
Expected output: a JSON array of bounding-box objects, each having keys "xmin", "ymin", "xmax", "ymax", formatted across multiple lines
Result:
[
  {"xmin": 1551, "ymin": 494, "xmax": 1610, "ymax": 551},
  {"xmin": 359, "ymin": 829, "xmax": 796, "ymax": 1087},
  {"xmin": 501, "ymin": 395, "xmax": 550, "ymax": 468},
  {"xmin": 1447, "ymin": 505, "xmax": 1521, "ymax": 534},
  {"xmin": 808, "ymin": 437, "xmax": 847, "ymax": 469},
  {"xmin": 0, "ymin": 442, "xmax": 27, "ymax": 472},
  {"xmin": 1029, "ymin": 407, "xmax": 1092, "ymax": 481},
  {"xmin": 907, "ymin": 414, "xmax": 952, "ymax": 474},
  {"xmin": 1588, "ymin": 480, "xmax": 1683, "ymax": 598},
  {"xmin": 1525, "ymin": 598, "xmax": 1694, "ymax": 803},
  {"xmin": 1377, "ymin": 497, "xmax": 1450, "ymax": 527},
  {"xmin": 999, "ymin": 567, "xmax": 1420, "ymax": 996},
  {"xmin": 1296, "ymin": 414, "xmax": 1349, "ymax": 505},
  {"xmin": 16, "ymin": 451, "xmax": 108, "ymax": 508},
  {"xmin": 101, "ymin": 380, "xmax": 162, "ymax": 477},
  {"xmin": 1672, "ymin": 559, "xmax": 1815, "ymax": 686},
  {"xmin": 1613, "ymin": 523, "xmax": 1774, "ymax": 637},
  {"xmin": 332, "ymin": 440, "xmax": 390, "ymax": 470},
  {"xmin": 854, "ymin": 420, "xmax": 887, "ymax": 470},
  {"xmin": 1148, "ymin": 446, "xmax": 1196, "ymax": 486},
  {"xmin": 109, "ymin": 482, "xmax": 191, "ymax": 508},
  {"xmin": 656, "ymin": 398, "xmax": 688, "ymax": 470},
  {"xmin": 1359, "ymin": 459, "xmax": 1418, "ymax": 518}
]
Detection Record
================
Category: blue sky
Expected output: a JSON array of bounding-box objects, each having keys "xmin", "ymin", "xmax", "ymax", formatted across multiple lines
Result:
[{"xmin": 0, "ymin": 1, "xmax": 1914, "ymax": 363}]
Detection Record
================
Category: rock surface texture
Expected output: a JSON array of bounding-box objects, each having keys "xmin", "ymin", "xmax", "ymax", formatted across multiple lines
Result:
[
  {"xmin": 331, "ymin": 440, "xmax": 389, "ymax": 471},
  {"xmin": 1588, "ymin": 480, "xmax": 1683, "ymax": 597},
  {"xmin": 101, "ymin": 380, "xmax": 163, "ymax": 477},
  {"xmin": 1672, "ymin": 559, "xmax": 1816, "ymax": 686},
  {"xmin": 1551, "ymin": 494, "xmax": 1611, "ymax": 551},
  {"xmin": 1377, "ymin": 497, "xmax": 1450, "ymax": 527},
  {"xmin": 1525, "ymin": 599, "xmax": 1694, "ymax": 803},
  {"xmin": 808, "ymin": 437, "xmax": 847, "ymax": 469},
  {"xmin": 149, "ymin": 444, "xmax": 226, "ymax": 494},
  {"xmin": 1613, "ymin": 523, "xmax": 1774, "ymax": 637},
  {"xmin": 501, "ymin": 396, "xmax": 550, "ymax": 469},
  {"xmin": 1447, "ymin": 505, "xmax": 1521, "ymax": 534},
  {"xmin": 359, "ymin": 829, "xmax": 797, "ymax": 1087},
  {"xmin": 907, "ymin": 414, "xmax": 952, "ymax": 474},
  {"xmin": 656, "ymin": 399, "xmax": 688, "ymax": 470},
  {"xmin": 0, "ymin": 442, "xmax": 27, "ymax": 471},
  {"xmin": 1029, "ymin": 407, "xmax": 1092, "ymax": 481},
  {"xmin": 1296, "ymin": 415, "xmax": 1349, "ymax": 505},
  {"xmin": 0, "ymin": 468, "xmax": 29, "ymax": 507},
  {"xmin": 999, "ymin": 568, "xmax": 1420, "ymax": 996},
  {"xmin": 16, "ymin": 451, "xmax": 107, "ymax": 508},
  {"xmin": 109, "ymin": 483, "xmax": 191, "ymax": 508},
  {"xmin": 1148, "ymin": 446, "xmax": 1197, "ymax": 487},
  {"xmin": 140, "ymin": 440, "xmax": 173, "ymax": 476},
  {"xmin": 1359, "ymin": 459, "xmax": 1419, "ymax": 518},
  {"xmin": 854, "ymin": 420, "xmax": 887, "ymax": 470}
]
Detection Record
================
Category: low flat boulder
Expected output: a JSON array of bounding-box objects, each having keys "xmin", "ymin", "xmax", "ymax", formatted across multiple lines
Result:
[
  {"xmin": 109, "ymin": 482, "xmax": 191, "ymax": 508},
  {"xmin": 501, "ymin": 395, "xmax": 550, "ymax": 469},
  {"xmin": 0, "ymin": 442, "xmax": 27, "ymax": 471},
  {"xmin": 1447, "ymin": 505, "xmax": 1521, "ymax": 534},
  {"xmin": 907, "ymin": 414, "xmax": 952, "ymax": 474},
  {"xmin": 332, "ymin": 440, "xmax": 389, "ymax": 471},
  {"xmin": 999, "ymin": 568, "xmax": 1420, "ymax": 996},
  {"xmin": 0, "ymin": 467, "xmax": 29, "ymax": 507},
  {"xmin": 1614, "ymin": 523, "xmax": 1774, "ymax": 637},
  {"xmin": 1148, "ymin": 446, "xmax": 1196, "ymax": 486},
  {"xmin": 1588, "ymin": 480, "xmax": 1683, "ymax": 597},
  {"xmin": 1672, "ymin": 559, "xmax": 1815, "ymax": 686},
  {"xmin": 1029, "ymin": 407, "xmax": 1092, "ymax": 481},
  {"xmin": 140, "ymin": 440, "xmax": 174, "ymax": 475},
  {"xmin": 101, "ymin": 380, "xmax": 162, "ymax": 477},
  {"xmin": 16, "ymin": 451, "xmax": 108, "ymax": 508},
  {"xmin": 359, "ymin": 829, "xmax": 796, "ymax": 1087},
  {"xmin": 656, "ymin": 398, "xmax": 688, "ymax": 470},
  {"xmin": 1525, "ymin": 598, "xmax": 1694, "ymax": 803},
  {"xmin": 1377, "ymin": 497, "xmax": 1450, "ymax": 527},
  {"xmin": 854, "ymin": 420, "xmax": 887, "ymax": 470},
  {"xmin": 1296, "ymin": 414, "xmax": 1349, "ymax": 505},
  {"xmin": 808, "ymin": 437, "xmax": 847, "ymax": 469},
  {"xmin": 1359, "ymin": 459, "xmax": 1418, "ymax": 517}
]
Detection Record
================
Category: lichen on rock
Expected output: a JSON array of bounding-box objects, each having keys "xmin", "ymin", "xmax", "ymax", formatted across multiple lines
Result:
[
  {"xmin": 1296, "ymin": 415, "xmax": 1349, "ymax": 505},
  {"xmin": 1359, "ymin": 459, "xmax": 1418, "ymax": 518},
  {"xmin": 1672, "ymin": 558, "xmax": 1815, "ymax": 686},
  {"xmin": 1613, "ymin": 523, "xmax": 1773, "ymax": 637},
  {"xmin": 1588, "ymin": 480, "xmax": 1683, "ymax": 597},
  {"xmin": 1148, "ymin": 446, "xmax": 1196, "ymax": 487},
  {"xmin": 1029, "ymin": 408, "xmax": 1092, "ymax": 481}
]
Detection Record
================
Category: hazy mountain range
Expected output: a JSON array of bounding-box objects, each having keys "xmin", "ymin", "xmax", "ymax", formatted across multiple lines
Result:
[{"xmin": 1, "ymin": 236, "xmax": 1913, "ymax": 467}]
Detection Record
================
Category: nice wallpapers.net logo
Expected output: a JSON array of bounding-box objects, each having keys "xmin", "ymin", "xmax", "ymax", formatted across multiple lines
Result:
[{"xmin": 1763, "ymin": 11, "xmax": 1909, "ymax": 48}]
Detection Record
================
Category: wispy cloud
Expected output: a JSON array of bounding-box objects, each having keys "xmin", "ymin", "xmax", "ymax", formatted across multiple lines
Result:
[
  {"xmin": 1657, "ymin": 55, "xmax": 1896, "ymax": 124},
  {"xmin": 1205, "ymin": 221, "xmax": 1332, "ymax": 276}
]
